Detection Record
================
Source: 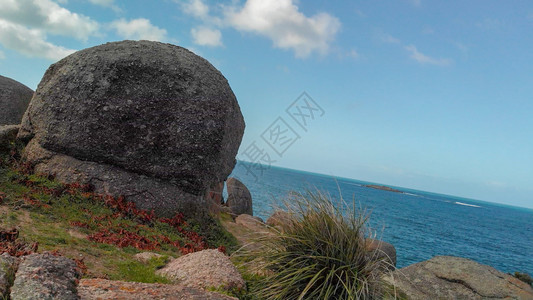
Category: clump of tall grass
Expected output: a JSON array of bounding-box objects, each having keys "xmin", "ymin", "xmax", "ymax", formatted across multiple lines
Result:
[{"xmin": 237, "ymin": 189, "xmax": 392, "ymax": 299}]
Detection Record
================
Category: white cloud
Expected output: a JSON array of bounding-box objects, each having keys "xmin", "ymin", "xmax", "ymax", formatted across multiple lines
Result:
[
  {"xmin": 404, "ymin": 44, "xmax": 452, "ymax": 66},
  {"xmin": 0, "ymin": 0, "xmax": 99, "ymax": 41},
  {"xmin": 191, "ymin": 27, "xmax": 222, "ymax": 47},
  {"xmin": 0, "ymin": 19, "xmax": 76, "ymax": 60},
  {"xmin": 337, "ymin": 48, "xmax": 359, "ymax": 60},
  {"xmin": 225, "ymin": 0, "xmax": 340, "ymax": 58},
  {"xmin": 0, "ymin": 49, "xmax": 5, "ymax": 59},
  {"xmin": 111, "ymin": 18, "xmax": 167, "ymax": 41},
  {"xmin": 181, "ymin": 0, "xmax": 209, "ymax": 19}
]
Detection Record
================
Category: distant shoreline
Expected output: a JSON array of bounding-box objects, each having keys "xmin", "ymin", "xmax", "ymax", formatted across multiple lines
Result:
[
  {"xmin": 235, "ymin": 160, "xmax": 533, "ymax": 211},
  {"xmin": 363, "ymin": 184, "xmax": 404, "ymax": 193}
]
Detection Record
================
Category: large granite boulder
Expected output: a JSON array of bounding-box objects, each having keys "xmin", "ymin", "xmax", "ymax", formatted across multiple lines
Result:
[
  {"xmin": 133, "ymin": 252, "xmax": 165, "ymax": 263},
  {"xmin": 266, "ymin": 210, "xmax": 293, "ymax": 228},
  {"xmin": 0, "ymin": 253, "xmax": 18, "ymax": 299},
  {"xmin": 235, "ymin": 214, "xmax": 266, "ymax": 231},
  {"xmin": 383, "ymin": 256, "xmax": 533, "ymax": 299},
  {"xmin": 18, "ymin": 40, "xmax": 245, "ymax": 217},
  {"xmin": 226, "ymin": 177, "xmax": 253, "ymax": 216},
  {"xmin": 0, "ymin": 125, "xmax": 19, "ymax": 153},
  {"xmin": 366, "ymin": 238, "xmax": 396, "ymax": 271},
  {"xmin": 10, "ymin": 253, "xmax": 81, "ymax": 300},
  {"xmin": 0, "ymin": 75, "xmax": 33, "ymax": 125},
  {"xmin": 156, "ymin": 249, "xmax": 245, "ymax": 291}
]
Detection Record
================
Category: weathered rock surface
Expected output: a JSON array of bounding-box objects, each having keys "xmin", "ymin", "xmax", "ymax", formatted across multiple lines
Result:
[
  {"xmin": 366, "ymin": 238, "xmax": 396, "ymax": 270},
  {"xmin": 266, "ymin": 210, "xmax": 293, "ymax": 228},
  {"xmin": 383, "ymin": 256, "xmax": 533, "ymax": 300},
  {"xmin": 22, "ymin": 139, "xmax": 204, "ymax": 217},
  {"xmin": 0, "ymin": 125, "xmax": 19, "ymax": 152},
  {"xmin": 10, "ymin": 252, "xmax": 81, "ymax": 300},
  {"xmin": 18, "ymin": 40, "xmax": 245, "ymax": 217},
  {"xmin": 221, "ymin": 215, "xmax": 270, "ymax": 253},
  {"xmin": 207, "ymin": 182, "xmax": 225, "ymax": 204},
  {"xmin": 226, "ymin": 177, "xmax": 253, "ymax": 216},
  {"xmin": 78, "ymin": 279, "xmax": 238, "ymax": 300},
  {"xmin": 235, "ymin": 214, "xmax": 266, "ymax": 231},
  {"xmin": 156, "ymin": 249, "xmax": 245, "ymax": 291},
  {"xmin": 133, "ymin": 252, "xmax": 164, "ymax": 263},
  {"xmin": 0, "ymin": 75, "xmax": 33, "ymax": 125},
  {"xmin": 0, "ymin": 253, "xmax": 18, "ymax": 298}
]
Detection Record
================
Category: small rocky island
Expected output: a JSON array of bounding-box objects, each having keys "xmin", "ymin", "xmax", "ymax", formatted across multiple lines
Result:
[{"xmin": 364, "ymin": 184, "xmax": 404, "ymax": 193}]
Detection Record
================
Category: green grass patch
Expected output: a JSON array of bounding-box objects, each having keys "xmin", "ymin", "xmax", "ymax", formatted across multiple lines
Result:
[
  {"xmin": 0, "ymin": 153, "xmax": 239, "ymax": 282},
  {"xmin": 110, "ymin": 256, "xmax": 170, "ymax": 284}
]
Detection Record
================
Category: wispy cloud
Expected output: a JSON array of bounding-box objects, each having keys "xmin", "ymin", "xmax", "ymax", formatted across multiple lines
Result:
[
  {"xmin": 476, "ymin": 18, "xmax": 503, "ymax": 31},
  {"xmin": 88, "ymin": 0, "xmax": 121, "ymax": 12},
  {"xmin": 486, "ymin": 181, "xmax": 508, "ymax": 189},
  {"xmin": 408, "ymin": 0, "xmax": 421, "ymax": 7},
  {"xmin": 180, "ymin": 0, "xmax": 210, "ymax": 20},
  {"xmin": 354, "ymin": 9, "xmax": 366, "ymax": 18},
  {"xmin": 422, "ymin": 26, "xmax": 434, "ymax": 35},
  {"xmin": 110, "ymin": 18, "xmax": 167, "ymax": 41},
  {"xmin": 346, "ymin": 49, "xmax": 359, "ymax": 59},
  {"xmin": 89, "ymin": 0, "xmax": 114, "ymax": 6},
  {"xmin": 191, "ymin": 26, "xmax": 223, "ymax": 47},
  {"xmin": 276, "ymin": 65, "xmax": 290, "ymax": 73},
  {"xmin": 380, "ymin": 33, "xmax": 401, "ymax": 44},
  {"xmin": 404, "ymin": 44, "xmax": 452, "ymax": 66},
  {"xmin": 453, "ymin": 41, "xmax": 468, "ymax": 54},
  {"xmin": 378, "ymin": 31, "xmax": 452, "ymax": 66}
]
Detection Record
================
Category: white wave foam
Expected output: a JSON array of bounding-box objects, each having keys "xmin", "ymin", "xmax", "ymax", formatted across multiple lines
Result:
[
  {"xmin": 404, "ymin": 192, "xmax": 421, "ymax": 197},
  {"xmin": 455, "ymin": 202, "xmax": 481, "ymax": 208},
  {"xmin": 342, "ymin": 182, "xmax": 362, "ymax": 187}
]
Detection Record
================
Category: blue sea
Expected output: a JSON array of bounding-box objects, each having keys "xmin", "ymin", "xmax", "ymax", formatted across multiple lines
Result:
[{"xmin": 227, "ymin": 161, "xmax": 533, "ymax": 276}]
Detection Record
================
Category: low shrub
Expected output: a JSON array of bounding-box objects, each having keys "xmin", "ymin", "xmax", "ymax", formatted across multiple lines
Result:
[
  {"xmin": 513, "ymin": 272, "xmax": 533, "ymax": 287},
  {"xmin": 236, "ymin": 189, "xmax": 391, "ymax": 299}
]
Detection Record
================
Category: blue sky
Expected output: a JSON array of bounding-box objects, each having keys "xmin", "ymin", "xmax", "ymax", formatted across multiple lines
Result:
[{"xmin": 1, "ymin": 0, "xmax": 532, "ymax": 209}]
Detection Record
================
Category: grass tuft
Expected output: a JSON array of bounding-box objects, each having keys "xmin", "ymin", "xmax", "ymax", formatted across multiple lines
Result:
[
  {"xmin": 236, "ymin": 189, "xmax": 392, "ymax": 299},
  {"xmin": 512, "ymin": 272, "xmax": 533, "ymax": 287},
  {"xmin": 112, "ymin": 256, "xmax": 171, "ymax": 283}
]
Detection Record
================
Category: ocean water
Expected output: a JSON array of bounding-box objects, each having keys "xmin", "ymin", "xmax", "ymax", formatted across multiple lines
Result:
[{"xmin": 228, "ymin": 161, "xmax": 533, "ymax": 275}]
